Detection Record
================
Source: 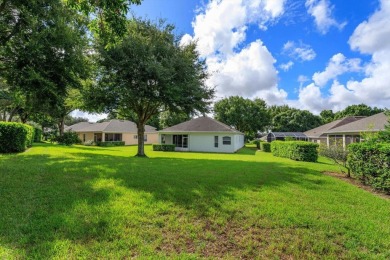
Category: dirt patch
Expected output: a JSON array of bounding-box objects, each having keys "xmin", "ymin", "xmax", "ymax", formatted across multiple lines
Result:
[{"xmin": 323, "ymin": 171, "xmax": 390, "ymax": 200}]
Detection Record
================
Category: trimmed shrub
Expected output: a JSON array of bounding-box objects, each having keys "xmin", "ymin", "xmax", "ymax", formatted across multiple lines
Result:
[
  {"xmin": 348, "ymin": 142, "xmax": 390, "ymax": 193},
  {"xmin": 260, "ymin": 142, "xmax": 271, "ymax": 152},
  {"xmin": 33, "ymin": 127, "xmax": 43, "ymax": 142},
  {"xmin": 153, "ymin": 144, "xmax": 176, "ymax": 151},
  {"xmin": 0, "ymin": 122, "xmax": 34, "ymax": 153},
  {"xmin": 271, "ymin": 141, "xmax": 318, "ymax": 162},
  {"xmin": 56, "ymin": 131, "xmax": 81, "ymax": 146},
  {"xmin": 251, "ymin": 140, "xmax": 261, "ymax": 149},
  {"xmin": 97, "ymin": 141, "xmax": 125, "ymax": 147}
]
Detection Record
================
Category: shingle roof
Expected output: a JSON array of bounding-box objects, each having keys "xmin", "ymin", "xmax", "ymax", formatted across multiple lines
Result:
[
  {"xmin": 65, "ymin": 120, "xmax": 157, "ymax": 133},
  {"xmin": 159, "ymin": 116, "xmax": 243, "ymax": 134},
  {"xmin": 325, "ymin": 112, "xmax": 388, "ymax": 134},
  {"xmin": 304, "ymin": 116, "xmax": 364, "ymax": 138}
]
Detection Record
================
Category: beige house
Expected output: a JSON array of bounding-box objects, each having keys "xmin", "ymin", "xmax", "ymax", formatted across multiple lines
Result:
[
  {"xmin": 304, "ymin": 116, "xmax": 365, "ymax": 145},
  {"xmin": 324, "ymin": 112, "xmax": 388, "ymax": 148},
  {"xmin": 159, "ymin": 117, "xmax": 244, "ymax": 153},
  {"xmin": 65, "ymin": 120, "xmax": 158, "ymax": 145}
]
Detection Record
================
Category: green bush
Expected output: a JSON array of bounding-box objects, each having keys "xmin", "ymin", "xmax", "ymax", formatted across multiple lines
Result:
[
  {"xmin": 251, "ymin": 140, "xmax": 261, "ymax": 149},
  {"xmin": 153, "ymin": 144, "xmax": 176, "ymax": 151},
  {"xmin": 271, "ymin": 141, "xmax": 318, "ymax": 162},
  {"xmin": 260, "ymin": 142, "xmax": 271, "ymax": 152},
  {"xmin": 284, "ymin": 136, "xmax": 295, "ymax": 141},
  {"xmin": 0, "ymin": 122, "xmax": 34, "ymax": 153},
  {"xmin": 97, "ymin": 141, "xmax": 125, "ymax": 147},
  {"xmin": 56, "ymin": 131, "xmax": 81, "ymax": 146},
  {"xmin": 33, "ymin": 127, "xmax": 43, "ymax": 142},
  {"xmin": 348, "ymin": 142, "xmax": 390, "ymax": 193}
]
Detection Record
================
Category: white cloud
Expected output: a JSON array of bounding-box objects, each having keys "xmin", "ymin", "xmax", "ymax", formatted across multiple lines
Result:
[
  {"xmin": 183, "ymin": 0, "xmax": 288, "ymax": 104},
  {"xmin": 298, "ymin": 83, "xmax": 328, "ymax": 113},
  {"xmin": 305, "ymin": 0, "xmax": 346, "ymax": 34},
  {"xmin": 207, "ymin": 40, "xmax": 279, "ymax": 98},
  {"xmin": 349, "ymin": 0, "xmax": 390, "ymax": 54},
  {"xmin": 282, "ymin": 41, "xmax": 316, "ymax": 61},
  {"xmin": 179, "ymin": 34, "xmax": 193, "ymax": 47},
  {"xmin": 312, "ymin": 53, "xmax": 362, "ymax": 87},
  {"xmin": 279, "ymin": 61, "xmax": 294, "ymax": 71},
  {"xmin": 71, "ymin": 110, "xmax": 107, "ymax": 123}
]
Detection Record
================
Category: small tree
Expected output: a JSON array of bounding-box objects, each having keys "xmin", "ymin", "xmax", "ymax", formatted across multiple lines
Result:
[
  {"xmin": 319, "ymin": 143, "xmax": 350, "ymax": 177},
  {"xmin": 87, "ymin": 19, "xmax": 214, "ymax": 156}
]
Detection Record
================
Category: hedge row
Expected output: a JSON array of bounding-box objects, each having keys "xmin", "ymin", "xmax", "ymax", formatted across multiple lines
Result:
[
  {"xmin": 271, "ymin": 141, "xmax": 319, "ymax": 162},
  {"xmin": 97, "ymin": 141, "xmax": 125, "ymax": 147},
  {"xmin": 260, "ymin": 142, "xmax": 271, "ymax": 152},
  {"xmin": 0, "ymin": 122, "xmax": 34, "ymax": 153},
  {"xmin": 348, "ymin": 142, "xmax": 390, "ymax": 193},
  {"xmin": 153, "ymin": 144, "xmax": 175, "ymax": 151}
]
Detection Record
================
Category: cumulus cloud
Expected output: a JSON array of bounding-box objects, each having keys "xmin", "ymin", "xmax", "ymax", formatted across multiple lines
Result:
[
  {"xmin": 207, "ymin": 40, "xmax": 279, "ymax": 98},
  {"xmin": 183, "ymin": 0, "xmax": 288, "ymax": 103},
  {"xmin": 279, "ymin": 61, "xmax": 294, "ymax": 71},
  {"xmin": 282, "ymin": 41, "xmax": 316, "ymax": 61},
  {"xmin": 305, "ymin": 0, "xmax": 346, "ymax": 34},
  {"xmin": 312, "ymin": 53, "xmax": 362, "ymax": 87}
]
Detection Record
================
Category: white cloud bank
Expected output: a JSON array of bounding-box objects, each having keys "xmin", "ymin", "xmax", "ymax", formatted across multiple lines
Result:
[
  {"xmin": 298, "ymin": 0, "xmax": 390, "ymax": 114},
  {"xmin": 182, "ymin": 0, "xmax": 288, "ymax": 104}
]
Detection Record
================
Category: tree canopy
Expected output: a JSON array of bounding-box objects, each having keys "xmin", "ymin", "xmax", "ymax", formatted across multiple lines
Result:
[
  {"xmin": 85, "ymin": 19, "xmax": 214, "ymax": 156},
  {"xmin": 269, "ymin": 106, "xmax": 323, "ymax": 132},
  {"xmin": 214, "ymin": 96, "xmax": 270, "ymax": 138}
]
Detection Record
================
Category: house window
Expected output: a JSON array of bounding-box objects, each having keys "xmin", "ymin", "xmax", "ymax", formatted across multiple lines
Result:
[
  {"xmin": 222, "ymin": 136, "xmax": 231, "ymax": 145},
  {"xmin": 161, "ymin": 135, "xmax": 166, "ymax": 144},
  {"xmin": 214, "ymin": 136, "xmax": 218, "ymax": 147},
  {"xmin": 144, "ymin": 134, "xmax": 147, "ymax": 141},
  {"xmin": 83, "ymin": 134, "xmax": 86, "ymax": 142},
  {"xmin": 105, "ymin": 133, "xmax": 122, "ymax": 141},
  {"xmin": 173, "ymin": 135, "xmax": 188, "ymax": 148},
  {"xmin": 134, "ymin": 135, "xmax": 138, "ymax": 139}
]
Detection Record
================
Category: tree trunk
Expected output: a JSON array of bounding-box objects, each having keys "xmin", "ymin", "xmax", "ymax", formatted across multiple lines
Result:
[
  {"xmin": 136, "ymin": 121, "xmax": 146, "ymax": 157},
  {"xmin": 58, "ymin": 117, "xmax": 65, "ymax": 136}
]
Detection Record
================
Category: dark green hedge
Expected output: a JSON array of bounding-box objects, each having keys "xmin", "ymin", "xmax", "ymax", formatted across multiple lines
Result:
[
  {"xmin": 271, "ymin": 141, "xmax": 319, "ymax": 162},
  {"xmin": 153, "ymin": 144, "xmax": 176, "ymax": 151},
  {"xmin": 56, "ymin": 131, "xmax": 82, "ymax": 146},
  {"xmin": 348, "ymin": 142, "xmax": 390, "ymax": 193},
  {"xmin": 97, "ymin": 141, "xmax": 125, "ymax": 147},
  {"xmin": 0, "ymin": 122, "xmax": 34, "ymax": 153},
  {"xmin": 33, "ymin": 127, "xmax": 43, "ymax": 142},
  {"xmin": 260, "ymin": 142, "xmax": 271, "ymax": 152}
]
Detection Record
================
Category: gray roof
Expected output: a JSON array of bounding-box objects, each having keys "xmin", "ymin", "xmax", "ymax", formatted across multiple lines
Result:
[
  {"xmin": 159, "ymin": 116, "xmax": 243, "ymax": 134},
  {"xmin": 65, "ymin": 120, "xmax": 157, "ymax": 133},
  {"xmin": 325, "ymin": 112, "xmax": 388, "ymax": 134},
  {"xmin": 304, "ymin": 116, "xmax": 364, "ymax": 138}
]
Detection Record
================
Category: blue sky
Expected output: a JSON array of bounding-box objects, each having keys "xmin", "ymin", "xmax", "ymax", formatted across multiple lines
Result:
[{"xmin": 75, "ymin": 0, "xmax": 390, "ymax": 121}]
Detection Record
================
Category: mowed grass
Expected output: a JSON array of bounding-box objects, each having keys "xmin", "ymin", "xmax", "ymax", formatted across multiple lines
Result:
[{"xmin": 0, "ymin": 143, "xmax": 389, "ymax": 259}]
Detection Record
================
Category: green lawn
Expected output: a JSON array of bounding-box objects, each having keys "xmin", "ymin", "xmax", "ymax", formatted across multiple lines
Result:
[{"xmin": 0, "ymin": 143, "xmax": 389, "ymax": 259}]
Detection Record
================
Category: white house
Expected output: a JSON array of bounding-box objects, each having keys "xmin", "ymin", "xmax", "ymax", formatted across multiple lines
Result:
[{"xmin": 158, "ymin": 117, "xmax": 245, "ymax": 153}]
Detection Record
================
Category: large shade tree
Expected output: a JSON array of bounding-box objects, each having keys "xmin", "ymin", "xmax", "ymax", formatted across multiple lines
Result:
[
  {"xmin": 86, "ymin": 19, "xmax": 214, "ymax": 156},
  {"xmin": 214, "ymin": 96, "xmax": 270, "ymax": 138},
  {"xmin": 269, "ymin": 106, "xmax": 323, "ymax": 132}
]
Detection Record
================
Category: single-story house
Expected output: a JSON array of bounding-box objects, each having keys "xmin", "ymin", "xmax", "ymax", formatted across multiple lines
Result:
[
  {"xmin": 323, "ymin": 112, "xmax": 388, "ymax": 148},
  {"xmin": 304, "ymin": 116, "xmax": 365, "ymax": 145},
  {"xmin": 158, "ymin": 116, "xmax": 244, "ymax": 153},
  {"xmin": 65, "ymin": 119, "xmax": 158, "ymax": 145}
]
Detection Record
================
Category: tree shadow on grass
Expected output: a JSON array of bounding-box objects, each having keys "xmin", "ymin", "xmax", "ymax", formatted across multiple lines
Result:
[{"xmin": 0, "ymin": 150, "xmax": 335, "ymax": 258}]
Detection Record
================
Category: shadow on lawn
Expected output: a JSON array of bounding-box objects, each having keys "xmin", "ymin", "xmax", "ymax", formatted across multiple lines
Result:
[{"xmin": 0, "ymin": 150, "xmax": 331, "ymax": 258}]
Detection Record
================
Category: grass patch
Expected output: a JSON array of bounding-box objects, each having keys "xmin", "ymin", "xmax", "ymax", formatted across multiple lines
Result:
[{"xmin": 0, "ymin": 143, "xmax": 389, "ymax": 258}]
